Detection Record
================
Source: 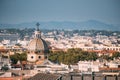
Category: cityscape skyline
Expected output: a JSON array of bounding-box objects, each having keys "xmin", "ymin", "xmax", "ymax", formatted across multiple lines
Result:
[
  {"xmin": 0, "ymin": 1, "xmax": 120, "ymax": 79},
  {"xmin": 0, "ymin": 0, "xmax": 120, "ymax": 24},
  {"xmin": 0, "ymin": 23, "xmax": 119, "ymax": 79}
]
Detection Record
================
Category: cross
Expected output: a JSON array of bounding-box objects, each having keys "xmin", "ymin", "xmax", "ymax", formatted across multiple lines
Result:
[
  {"xmin": 36, "ymin": 22, "xmax": 40, "ymax": 27},
  {"xmin": 36, "ymin": 22, "xmax": 40, "ymax": 30}
]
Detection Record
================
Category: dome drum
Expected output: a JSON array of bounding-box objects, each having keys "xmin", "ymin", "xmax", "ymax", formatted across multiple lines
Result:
[{"xmin": 27, "ymin": 54, "xmax": 47, "ymax": 62}]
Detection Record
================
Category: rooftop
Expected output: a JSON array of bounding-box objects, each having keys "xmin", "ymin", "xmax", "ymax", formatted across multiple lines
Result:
[{"xmin": 28, "ymin": 73, "xmax": 61, "ymax": 80}]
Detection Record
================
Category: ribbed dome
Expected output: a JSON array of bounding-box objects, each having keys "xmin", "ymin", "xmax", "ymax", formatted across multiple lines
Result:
[{"xmin": 27, "ymin": 38, "xmax": 49, "ymax": 53}]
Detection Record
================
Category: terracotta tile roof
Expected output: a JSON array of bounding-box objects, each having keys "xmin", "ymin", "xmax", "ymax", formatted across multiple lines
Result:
[
  {"xmin": 0, "ymin": 49, "xmax": 8, "ymax": 52},
  {"xmin": 100, "ymin": 68, "xmax": 120, "ymax": 71},
  {"xmin": 28, "ymin": 73, "xmax": 61, "ymax": 80},
  {"xmin": 0, "ymin": 76, "xmax": 22, "ymax": 80},
  {"xmin": 88, "ymin": 50, "xmax": 116, "ymax": 54}
]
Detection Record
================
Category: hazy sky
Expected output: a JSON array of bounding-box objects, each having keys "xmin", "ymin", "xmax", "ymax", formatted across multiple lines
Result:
[{"xmin": 0, "ymin": 0, "xmax": 120, "ymax": 24}]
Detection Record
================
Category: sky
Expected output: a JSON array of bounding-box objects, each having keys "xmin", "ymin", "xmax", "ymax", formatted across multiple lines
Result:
[{"xmin": 0, "ymin": 0, "xmax": 120, "ymax": 24}]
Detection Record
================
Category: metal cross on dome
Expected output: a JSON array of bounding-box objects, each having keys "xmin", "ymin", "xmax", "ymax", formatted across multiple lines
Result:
[
  {"xmin": 36, "ymin": 22, "xmax": 40, "ymax": 27},
  {"xmin": 36, "ymin": 22, "xmax": 40, "ymax": 30}
]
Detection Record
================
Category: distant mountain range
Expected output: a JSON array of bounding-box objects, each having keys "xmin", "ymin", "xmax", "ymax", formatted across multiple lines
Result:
[{"xmin": 0, "ymin": 20, "xmax": 120, "ymax": 31}]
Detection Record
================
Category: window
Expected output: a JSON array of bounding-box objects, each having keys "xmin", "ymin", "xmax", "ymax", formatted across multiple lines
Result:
[
  {"xmin": 38, "ymin": 56, "xmax": 41, "ymax": 59},
  {"xmin": 31, "ymin": 56, "xmax": 34, "ymax": 59},
  {"xmin": 45, "ymin": 56, "xmax": 47, "ymax": 59}
]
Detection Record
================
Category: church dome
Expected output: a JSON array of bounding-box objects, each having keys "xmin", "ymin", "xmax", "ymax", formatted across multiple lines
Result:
[
  {"xmin": 27, "ymin": 38, "xmax": 49, "ymax": 53},
  {"xmin": 27, "ymin": 23, "xmax": 49, "ymax": 53}
]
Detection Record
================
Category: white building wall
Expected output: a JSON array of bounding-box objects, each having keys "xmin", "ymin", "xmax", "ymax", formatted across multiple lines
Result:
[{"xmin": 78, "ymin": 61, "xmax": 100, "ymax": 72}]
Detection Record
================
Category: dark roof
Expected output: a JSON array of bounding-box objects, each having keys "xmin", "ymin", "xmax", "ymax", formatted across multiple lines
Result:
[{"xmin": 28, "ymin": 73, "xmax": 61, "ymax": 80}]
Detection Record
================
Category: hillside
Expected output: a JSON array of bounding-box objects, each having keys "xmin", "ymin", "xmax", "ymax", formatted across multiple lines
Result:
[{"xmin": 0, "ymin": 20, "xmax": 119, "ymax": 31}]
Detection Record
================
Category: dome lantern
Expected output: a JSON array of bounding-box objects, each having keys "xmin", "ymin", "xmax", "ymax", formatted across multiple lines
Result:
[{"xmin": 35, "ymin": 22, "xmax": 41, "ymax": 38}]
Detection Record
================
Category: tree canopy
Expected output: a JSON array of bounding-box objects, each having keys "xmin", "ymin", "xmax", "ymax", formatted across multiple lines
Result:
[
  {"xmin": 48, "ymin": 48, "xmax": 98, "ymax": 65},
  {"xmin": 49, "ymin": 48, "xmax": 120, "ymax": 65},
  {"xmin": 10, "ymin": 52, "xmax": 27, "ymax": 64}
]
